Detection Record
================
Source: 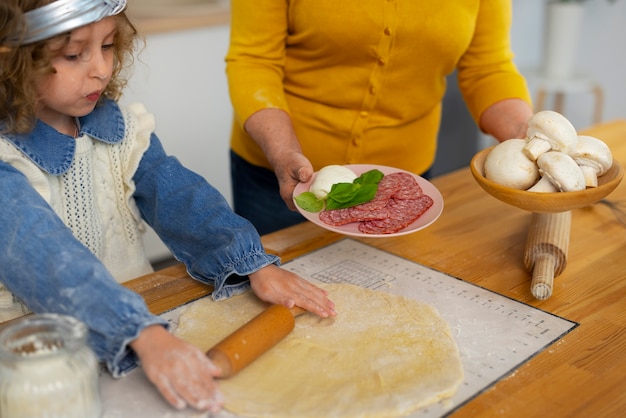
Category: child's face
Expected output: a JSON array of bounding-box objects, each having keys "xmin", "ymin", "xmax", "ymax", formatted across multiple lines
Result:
[{"xmin": 35, "ymin": 17, "xmax": 117, "ymax": 129}]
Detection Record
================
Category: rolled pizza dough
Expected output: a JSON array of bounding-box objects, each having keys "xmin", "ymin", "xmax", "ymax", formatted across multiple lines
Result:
[{"xmin": 175, "ymin": 283, "xmax": 463, "ymax": 418}]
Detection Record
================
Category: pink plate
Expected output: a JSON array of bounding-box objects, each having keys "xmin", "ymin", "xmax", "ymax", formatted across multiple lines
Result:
[{"xmin": 293, "ymin": 164, "xmax": 444, "ymax": 238}]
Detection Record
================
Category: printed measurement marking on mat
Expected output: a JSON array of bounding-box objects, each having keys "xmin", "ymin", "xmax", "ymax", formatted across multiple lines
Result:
[{"xmin": 284, "ymin": 239, "xmax": 578, "ymax": 418}]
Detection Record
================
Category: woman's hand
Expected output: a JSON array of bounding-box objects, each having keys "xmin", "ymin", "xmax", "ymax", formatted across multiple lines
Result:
[
  {"xmin": 130, "ymin": 325, "xmax": 224, "ymax": 412},
  {"xmin": 273, "ymin": 151, "xmax": 314, "ymax": 210},
  {"xmin": 244, "ymin": 109, "xmax": 314, "ymax": 209},
  {"xmin": 249, "ymin": 264, "xmax": 336, "ymax": 318},
  {"xmin": 480, "ymin": 98, "xmax": 534, "ymax": 142}
]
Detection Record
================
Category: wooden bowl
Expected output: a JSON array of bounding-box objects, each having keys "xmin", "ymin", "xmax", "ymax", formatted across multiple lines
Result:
[{"xmin": 470, "ymin": 147, "xmax": 624, "ymax": 213}]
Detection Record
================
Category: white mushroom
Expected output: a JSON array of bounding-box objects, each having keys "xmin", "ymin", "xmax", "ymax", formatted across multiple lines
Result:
[
  {"xmin": 309, "ymin": 165, "xmax": 357, "ymax": 199},
  {"xmin": 523, "ymin": 110, "xmax": 578, "ymax": 161},
  {"xmin": 484, "ymin": 138, "xmax": 540, "ymax": 190},
  {"xmin": 527, "ymin": 151, "xmax": 586, "ymax": 193},
  {"xmin": 569, "ymin": 135, "xmax": 613, "ymax": 187}
]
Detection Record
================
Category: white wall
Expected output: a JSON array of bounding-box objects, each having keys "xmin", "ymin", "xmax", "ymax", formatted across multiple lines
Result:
[{"xmin": 511, "ymin": 0, "xmax": 626, "ymax": 129}]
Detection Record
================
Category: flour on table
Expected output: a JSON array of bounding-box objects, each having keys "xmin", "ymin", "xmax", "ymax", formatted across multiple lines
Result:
[{"xmin": 175, "ymin": 283, "xmax": 464, "ymax": 418}]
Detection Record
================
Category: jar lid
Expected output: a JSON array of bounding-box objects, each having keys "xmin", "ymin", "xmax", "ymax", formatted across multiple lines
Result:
[{"xmin": 0, "ymin": 313, "xmax": 88, "ymax": 361}]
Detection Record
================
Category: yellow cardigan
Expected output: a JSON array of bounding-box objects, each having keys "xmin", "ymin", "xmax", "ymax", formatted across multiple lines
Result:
[{"xmin": 226, "ymin": 0, "xmax": 531, "ymax": 174}]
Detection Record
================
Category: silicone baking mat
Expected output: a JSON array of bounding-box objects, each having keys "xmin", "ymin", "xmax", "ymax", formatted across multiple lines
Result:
[{"xmin": 100, "ymin": 239, "xmax": 578, "ymax": 417}]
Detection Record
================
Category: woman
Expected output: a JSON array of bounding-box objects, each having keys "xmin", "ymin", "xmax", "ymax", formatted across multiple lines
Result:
[{"xmin": 226, "ymin": 0, "xmax": 533, "ymax": 235}]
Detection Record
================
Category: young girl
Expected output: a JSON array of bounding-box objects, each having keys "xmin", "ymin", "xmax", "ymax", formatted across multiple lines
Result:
[{"xmin": 0, "ymin": 0, "xmax": 335, "ymax": 413}]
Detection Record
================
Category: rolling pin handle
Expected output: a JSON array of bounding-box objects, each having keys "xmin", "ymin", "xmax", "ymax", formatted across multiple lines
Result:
[
  {"xmin": 530, "ymin": 253, "xmax": 556, "ymax": 300},
  {"xmin": 524, "ymin": 211, "xmax": 571, "ymax": 300}
]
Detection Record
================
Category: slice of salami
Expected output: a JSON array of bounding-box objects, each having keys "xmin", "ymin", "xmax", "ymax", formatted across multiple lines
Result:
[
  {"xmin": 319, "ymin": 206, "xmax": 388, "ymax": 226},
  {"xmin": 375, "ymin": 173, "xmax": 404, "ymax": 201},
  {"xmin": 390, "ymin": 172, "xmax": 423, "ymax": 200},
  {"xmin": 358, "ymin": 195, "xmax": 434, "ymax": 234},
  {"xmin": 319, "ymin": 208, "xmax": 354, "ymax": 226}
]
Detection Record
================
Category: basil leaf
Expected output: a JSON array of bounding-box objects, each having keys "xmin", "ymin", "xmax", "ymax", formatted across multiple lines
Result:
[
  {"xmin": 327, "ymin": 182, "xmax": 359, "ymax": 203},
  {"xmin": 350, "ymin": 183, "xmax": 378, "ymax": 204},
  {"xmin": 295, "ymin": 168, "xmax": 385, "ymax": 212},
  {"xmin": 325, "ymin": 183, "xmax": 378, "ymax": 210},
  {"xmin": 354, "ymin": 169, "xmax": 384, "ymax": 185},
  {"xmin": 324, "ymin": 196, "xmax": 345, "ymax": 210},
  {"xmin": 294, "ymin": 192, "xmax": 324, "ymax": 212}
]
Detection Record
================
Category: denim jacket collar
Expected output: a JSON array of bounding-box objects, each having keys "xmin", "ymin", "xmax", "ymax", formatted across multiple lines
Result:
[{"xmin": 3, "ymin": 99, "xmax": 125, "ymax": 175}]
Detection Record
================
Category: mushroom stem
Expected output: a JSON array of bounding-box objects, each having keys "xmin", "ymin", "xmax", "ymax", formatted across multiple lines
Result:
[
  {"xmin": 523, "ymin": 137, "xmax": 553, "ymax": 161},
  {"xmin": 527, "ymin": 176, "xmax": 558, "ymax": 193},
  {"xmin": 579, "ymin": 165, "xmax": 599, "ymax": 188}
]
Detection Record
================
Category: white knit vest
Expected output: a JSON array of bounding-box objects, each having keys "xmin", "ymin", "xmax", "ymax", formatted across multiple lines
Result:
[{"xmin": 0, "ymin": 103, "xmax": 155, "ymax": 321}]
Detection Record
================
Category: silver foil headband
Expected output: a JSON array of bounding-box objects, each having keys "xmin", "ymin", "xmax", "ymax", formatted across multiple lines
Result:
[{"xmin": 15, "ymin": 0, "xmax": 127, "ymax": 45}]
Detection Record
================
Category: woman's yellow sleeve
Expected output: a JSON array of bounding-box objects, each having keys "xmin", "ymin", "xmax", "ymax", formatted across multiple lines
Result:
[
  {"xmin": 226, "ymin": 0, "xmax": 291, "ymax": 127},
  {"xmin": 457, "ymin": 0, "xmax": 532, "ymax": 123}
]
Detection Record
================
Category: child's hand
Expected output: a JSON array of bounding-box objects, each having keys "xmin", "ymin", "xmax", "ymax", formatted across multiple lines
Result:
[
  {"xmin": 248, "ymin": 264, "xmax": 337, "ymax": 317},
  {"xmin": 130, "ymin": 325, "xmax": 224, "ymax": 412}
]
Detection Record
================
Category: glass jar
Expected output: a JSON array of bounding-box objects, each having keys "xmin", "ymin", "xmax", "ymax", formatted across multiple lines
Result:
[{"xmin": 0, "ymin": 314, "xmax": 101, "ymax": 418}]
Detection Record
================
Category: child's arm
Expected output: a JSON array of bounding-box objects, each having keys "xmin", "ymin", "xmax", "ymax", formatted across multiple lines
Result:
[
  {"xmin": 249, "ymin": 264, "xmax": 336, "ymax": 317},
  {"xmin": 0, "ymin": 163, "xmax": 164, "ymax": 373},
  {"xmin": 133, "ymin": 134, "xmax": 336, "ymax": 317},
  {"xmin": 131, "ymin": 135, "xmax": 297, "ymax": 299}
]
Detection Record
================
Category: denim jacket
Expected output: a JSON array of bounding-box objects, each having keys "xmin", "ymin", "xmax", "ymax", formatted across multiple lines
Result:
[{"xmin": 0, "ymin": 99, "xmax": 279, "ymax": 376}]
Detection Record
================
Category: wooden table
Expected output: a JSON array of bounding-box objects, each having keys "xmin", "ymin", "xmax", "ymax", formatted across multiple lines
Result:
[{"xmin": 125, "ymin": 119, "xmax": 626, "ymax": 417}]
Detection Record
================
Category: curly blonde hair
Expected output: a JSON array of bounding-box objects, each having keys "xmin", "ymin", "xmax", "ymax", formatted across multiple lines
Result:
[{"xmin": 0, "ymin": 0, "xmax": 141, "ymax": 134}]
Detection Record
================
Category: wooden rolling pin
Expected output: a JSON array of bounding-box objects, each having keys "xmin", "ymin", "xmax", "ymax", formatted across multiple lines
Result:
[
  {"xmin": 524, "ymin": 211, "xmax": 571, "ymax": 300},
  {"xmin": 206, "ymin": 304, "xmax": 306, "ymax": 378}
]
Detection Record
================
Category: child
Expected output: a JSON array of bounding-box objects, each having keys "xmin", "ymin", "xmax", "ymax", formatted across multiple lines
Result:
[{"xmin": 0, "ymin": 0, "xmax": 335, "ymax": 413}]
